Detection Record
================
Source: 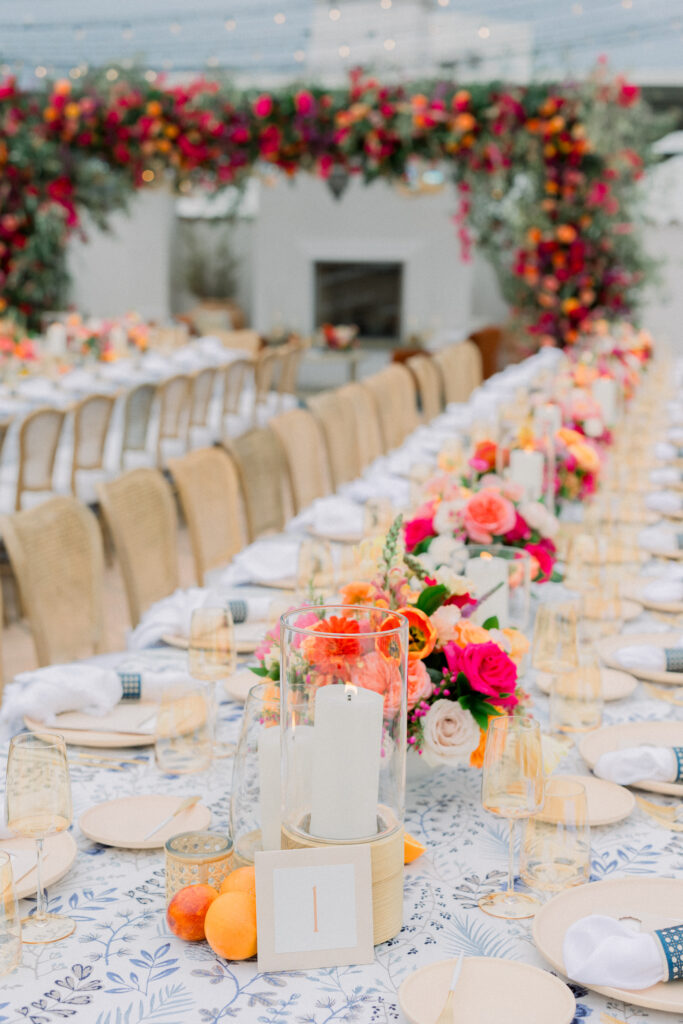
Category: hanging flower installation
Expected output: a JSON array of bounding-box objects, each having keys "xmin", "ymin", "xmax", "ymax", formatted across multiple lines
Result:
[{"xmin": 0, "ymin": 64, "xmax": 662, "ymax": 338}]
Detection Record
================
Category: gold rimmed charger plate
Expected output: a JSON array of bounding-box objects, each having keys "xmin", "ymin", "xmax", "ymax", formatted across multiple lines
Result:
[
  {"xmin": 222, "ymin": 668, "xmax": 264, "ymax": 704},
  {"xmin": 639, "ymin": 543, "xmax": 683, "ymax": 561},
  {"xmin": 538, "ymin": 774, "xmax": 634, "ymax": 827},
  {"xmin": 579, "ymin": 720, "xmax": 683, "ymax": 797},
  {"xmin": 307, "ymin": 526, "xmax": 363, "ymax": 546},
  {"xmin": 660, "ymin": 506, "xmax": 683, "ymax": 521},
  {"xmin": 534, "ymin": 878, "xmax": 683, "ymax": 1014},
  {"xmin": 625, "ymin": 578, "xmax": 683, "ymax": 614},
  {"xmin": 535, "ymin": 668, "xmax": 636, "ymax": 702},
  {"xmin": 597, "ymin": 632, "xmax": 683, "ymax": 685},
  {"xmin": 25, "ymin": 701, "xmax": 158, "ymax": 748},
  {"xmin": 398, "ymin": 956, "xmax": 575, "ymax": 1024},
  {"xmin": 582, "ymin": 598, "xmax": 643, "ymax": 623},
  {"xmin": 1, "ymin": 833, "xmax": 77, "ymax": 900},
  {"xmin": 79, "ymin": 795, "xmax": 211, "ymax": 850},
  {"xmin": 161, "ymin": 631, "xmax": 263, "ymax": 655}
]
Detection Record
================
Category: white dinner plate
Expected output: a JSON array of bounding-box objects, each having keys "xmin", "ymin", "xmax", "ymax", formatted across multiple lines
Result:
[
  {"xmin": 534, "ymin": 878, "xmax": 683, "ymax": 1013},
  {"xmin": 535, "ymin": 668, "xmax": 637, "ymax": 702},
  {"xmin": 399, "ymin": 956, "xmax": 575, "ymax": 1024},
  {"xmin": 25, "ymin": 701, "xmax": 158, "ymax": 748}
]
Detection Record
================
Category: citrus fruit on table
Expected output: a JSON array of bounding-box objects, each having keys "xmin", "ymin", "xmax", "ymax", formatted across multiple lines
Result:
[
  {"xmin": 204, "ymin": 891, "xmax": 258, "ymax": 960},
  {"xmin": 167, "ymin": 883, "xmax": 218, "ymax": 941}
]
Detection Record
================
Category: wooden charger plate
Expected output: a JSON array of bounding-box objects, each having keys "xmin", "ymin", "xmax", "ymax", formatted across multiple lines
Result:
[
  {"xmin": 597, "ymin": 632, "xmax": 683, "ymax": 685},
  {"xmin": 25, "ymin": 701, "xmax": 158, "ymax": 748},
  {"xmin": 1, "ymin": 833, "xmax": 77, "ymax": 900},
  {"xmin": 582, "ymin": 598, "xmax": 643, "ymax": 623},
  {"xmin": 79, "ymin": 794, "xmax": 211, "ymax": 849},
  {"xmin": 399, "ymin": 956, "xmax": 575, "ymax": 1024},
  {"xmin": 579, "ymin": 720, "xmax": 683, "ymax": 797},
  {"xmin": 625, "ymin": 577, "xmax": 683, "ymax": 614},
  {"xmin": 534, "ymin": 878, "xmax": 683, "ymax": 1014},
  {"xmin": 535, "ymin": 668, "xmax": 637, "ymax": 701},
  {"xmin": 222, "ymin": 668, "xmax": 263, "ymax": 704},
  {"xmin": 307, "ymin": 526, "xmax": 363, "ymax": 546},
  {"xmin": 537, "ymin": 774, "xmax": 634, "ymax": 827}
]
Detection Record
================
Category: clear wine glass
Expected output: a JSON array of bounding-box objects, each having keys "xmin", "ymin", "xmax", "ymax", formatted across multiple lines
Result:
[{"xmin": 5, "ymin": 733, "xmax": 75, "ymax": 943}]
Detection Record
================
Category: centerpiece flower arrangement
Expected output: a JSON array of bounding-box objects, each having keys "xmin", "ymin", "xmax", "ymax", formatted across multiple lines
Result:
[
  {"xmin": 554, "ymin": 426, "xmax": 602, "ymax": 501},
  {"xmin": 403, "ymin": 475, "xmax": 561, "ymax": 583},
  {"xmin": 319, "ymin": 323, "xmax": 359, "ymax": 351},
  {"xmin": 252, "ymin": 520, "xmax": 530, "ymax": 770},
  {"xmin": 0, "ymin": 319, "xmax": 37, "ymax": 367}
]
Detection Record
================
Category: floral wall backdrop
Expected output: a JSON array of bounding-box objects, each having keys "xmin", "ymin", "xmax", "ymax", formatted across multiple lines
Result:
[{"xmin": 0, "ymin": 64, "xmax": 664, "ymax": 342}]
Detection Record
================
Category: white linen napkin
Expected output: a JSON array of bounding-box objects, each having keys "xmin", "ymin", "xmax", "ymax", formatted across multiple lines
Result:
[
  {"xmin": 0, "ymin": 663, "xmax": 188, "ymax": 737},
  {"xmin": 60, "ymin": 368, "xmax": 96, "ymax": 393},
  {"xmin": 643, "ymin": 579, "xmax": 683, "ymax": 603},
  {"xmin": 216, "ymin": 538, "xmax": 300, "ymax": 587},
  {"xmin": 594, "ymin": 745, "xmax": 678, "ymax": 785},
  {"xmin": 563, "ymin": 916, "xmax": 667, "ymax": 990},
  {"xmin": 289, "ymin": 496, "xmax": 365, "ymax": 537},
  {"xmin": 668, "ymin": 428, "xmax": 683, "ymax": 444},
  {"xmin": 341, "ymin": 473, "xmax": 410, "ymax": 506},
  {"xmin": 638, "ymin": 525, "xmax": 681, "ymax": 554},
  {"xmin": 615, "ymin": 637, "xmax": 683, "ymax": 671},
  {"xmin": 650, "ymin": 467, "xmax": 682, "ymax": 487},
  {"xmin": 654, "ymin": 442, "xmax": 679, "ymax": 462},
  {"xmin": 128, "ymin": 587, "xmax": 273, "ymax": 649},
  {"xmin": 15, "ymin": 378, "xmax": 61, "ymax": 402},
  {"xmin": 646, "ymin": 491, "xmax": 683, "ymax": 514}
]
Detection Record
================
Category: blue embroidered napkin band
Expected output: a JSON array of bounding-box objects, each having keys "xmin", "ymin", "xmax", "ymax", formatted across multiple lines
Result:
[
  {"xmin": 119, "ymin": 672, "xmax": 142, "ymax": 701},
  {"xmin": 228, "ymin": 600, "xmax": 247, "ymax": 624},
  {"xmin": 674, "ymin": 747, "xmax": 683, "ymax": 783},
  {"xmin": 654, "ymin": 925, "xmax": 683, "ymax": 981},
  {"xmin": 665, "ymin": 648, "xmax": 683, "ymax": 673}
]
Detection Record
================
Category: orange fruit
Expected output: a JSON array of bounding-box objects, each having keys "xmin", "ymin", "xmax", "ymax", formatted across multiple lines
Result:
[
  {"xmin": 204, "ymin": 891, "xmax": 257, "ymax": 960},
  {"xmin": 219, "ymin": 865, "xmax": 256, "ymax": 898},
  {"xmin": 404, "ymin": 832, "xmax": 426, "ymax": 864},
  {"xmin": 166, "ymin": 883, "xmax": 218, "ymax": 941}
]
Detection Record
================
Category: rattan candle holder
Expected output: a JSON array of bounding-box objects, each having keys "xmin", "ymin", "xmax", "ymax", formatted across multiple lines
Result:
[{"xmin": 165, "ymin": 831, "xmax": 233, "ymax": 901}]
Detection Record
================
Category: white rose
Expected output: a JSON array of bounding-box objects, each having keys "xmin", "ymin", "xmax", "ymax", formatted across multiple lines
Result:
[
  {"xmin": 433, "ymin": 500, "xmax": 466, "ymax": 536},
  {"xmin": 583, "ymin": 416, "xmax": 604, "ymax": 438},
  {"xmin": 420, "ymin": 699, "xmax": 481, "ymax": 767},
  {"xmin": 419, "ymin": 534, "xmax": 466, "ymax": 573},
  {"xmin": 430, "ymin": 604, "xmax": 462, "ymax": 645},
  {"xmin": 518, "ymin": 501, "xmax": 559, "ymax": 539},
  {"xmin": 433, "ymin": 566, "xmax": 473, "ymax": 596}
]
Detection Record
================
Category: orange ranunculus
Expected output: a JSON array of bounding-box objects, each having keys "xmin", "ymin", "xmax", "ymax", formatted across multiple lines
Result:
[
  {"xmin": 556, "ymin": 224, "xmax": 577, "ymax": 244},
  {"xmin": 302, "ymin": 616, "xmax": 362, "ymax": 678},
  {"xmin": 396, "ymin": 607, "xmax": 437, "ymax": 662},
  {"xmin": 450, "ymin": 620, "xmax": 491, "ymax": 649},
  {"xmin": 473, "ymin": 439, "xmax": 498, "ymax": 470},
  {"xmin": 339, "ymin": 581, "xmax": 385, "ymax": 607}
]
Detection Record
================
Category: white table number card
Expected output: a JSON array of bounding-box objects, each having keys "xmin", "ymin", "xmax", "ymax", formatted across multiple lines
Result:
[{"xmin": 255, "ymin": 845, "xmax": 374, "ymax": 972}]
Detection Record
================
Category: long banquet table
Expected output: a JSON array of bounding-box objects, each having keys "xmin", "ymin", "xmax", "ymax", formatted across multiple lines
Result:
[{"xmin": 2, "ymin": 348, "xmax": 682, "ymax": 1024}]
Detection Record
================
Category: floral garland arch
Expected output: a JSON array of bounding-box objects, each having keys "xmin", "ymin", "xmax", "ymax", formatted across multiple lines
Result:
[{"xmin": 0, "ymin": 65, "xmax": 660, "ymax": 342}]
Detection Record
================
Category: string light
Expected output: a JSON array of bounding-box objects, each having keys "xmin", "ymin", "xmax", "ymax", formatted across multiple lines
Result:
[
  {"xmin": 105, "ymin": 68, "xmax": 119, "ymax": 81},
  {"xmin": 121, "ymin": 26, "xmax": 133, "ymax": 40},
  {"xmin": 74, "ymin": 27, "xmax": 86, "ymax": 40},
  {"xmin": 477, "ymin": 25, "xmax": 490, "ymax": 38},
  {"xmin": 329, "ymin": 7, "xmax": 341, "ymax": 21},
  {"xmin": 622, "ymin": 0, "xmax": 633, "ymax": 7},
  {"xmin": 206, "ymin": 55, "xmax": 219, "ymax": 66},
  {"xmin": 69, "ymin": 66, "xmax": 81, "ymax": 78},
  {"xmin": 380, "ymin": 0, "xmax": 392, "ymax": 8},
  {"xmin": 571, "ymin": 3, "xmax": 583, "ymax": 14},
  {"xmin": 144, "ymin": 69, "xmax": 157, "ymax": 82},
  {"xmin": 293, "ymin": 49, "xmax": 305, "ymax": 61},
  {"xmin": 169, "ymin": 22, "xmax": 181, "ymax": 34},
  {"xmin": 383, "ymin": 37, "xmax": 396, "ymax": 50},
  {"xmin": 339, "ymin": 44, "xmax": 350, "ymax": 57},
  {"xmin": 224, "ymin": 18, "xmax": 236, "ymax": 30},
  {"xmin": 274, "ymin": 12, "xmax": 286, "ymax": 24},
  {"xmin": 437, "ymin": 0, "xmax": 450, "ymax": 6},
  {"xmin": 34, "ymin": 65, "xmax": 47, "ymax": 78},
  {"xmin": 141, "ymin": 169, "xmax": 155, "ymax": 183}
]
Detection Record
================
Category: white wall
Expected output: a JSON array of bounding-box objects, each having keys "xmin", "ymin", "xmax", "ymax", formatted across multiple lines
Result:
[
  {"xmin": 642, "ymin": 224, "xmax": 683, "ymax": 352},
  {"xmin": 67, "ymin": 185, "xmax": 176, "ymax": 321},
  {"xmin": 250, "ymin": 174, "xmax": 475, "ymax": 338}
]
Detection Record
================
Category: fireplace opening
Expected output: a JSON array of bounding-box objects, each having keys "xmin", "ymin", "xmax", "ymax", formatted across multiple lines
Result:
[{"xmin": 314, "ymin": 261, "xmax": 402, "ymax": 341}]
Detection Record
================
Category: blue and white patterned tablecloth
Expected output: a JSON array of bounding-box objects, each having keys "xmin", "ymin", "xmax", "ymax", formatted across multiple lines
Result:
[{"xmin": 2, "ymin": 609, "xmax": 683, "ymax": 1024}]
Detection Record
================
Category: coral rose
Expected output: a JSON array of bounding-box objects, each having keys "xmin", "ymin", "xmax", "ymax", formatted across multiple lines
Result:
[
  {"xmin": 569, "ymin": 440, "xmax": 600, "ymax": 474},
  {"xmin": 449, "ymin": 619, "xmax": 491, "ymax": 648},
  {"xmin": 351, "ymin": 652, "xmax": 432, "ymax": 712},
  {"xmin": 462, "ymin": 489, "xmax": 516, "ymax": 543},
  {"xmin": 445, "ymin": 641, "xmax": 518, "ymax": 708},
  {"xmin": 420, "ymin": 700, "xmax": 481, "ymax": 767}
]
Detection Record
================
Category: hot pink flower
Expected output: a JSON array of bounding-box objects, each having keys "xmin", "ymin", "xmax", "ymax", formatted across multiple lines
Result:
[
  {"xmin": 461, "ymin": 488, "xmax": 516, "ymax": 543},
  {"xmin": 445, "ymin": 641, "xmax": 518, "ymax": 708},
  {"xmin": 404, "ymin": 514, "xmax": 435, "ymax": 553},
  {"xmin": 505, "ymin": 511, "xmax": 532, "ymax": 543},
  {"xmin": 294, "ymin": 90, "xmax": 315, "ymax": 116},
  {"xmin": 525, "ymin": 542, "xmax": 555, "ymax": 582},
  {"xmin": 253, "ymin": 94, "xmax": 273, "ymax": 118}
]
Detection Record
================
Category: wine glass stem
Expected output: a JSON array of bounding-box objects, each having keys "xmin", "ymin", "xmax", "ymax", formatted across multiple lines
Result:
[
  {"xmin": 507, "ymin": 819, "xmax": 516, "ymax": 897},
  {"xmin": 34, "ymin": 838, "xmax": 46, "ymax": 922}
]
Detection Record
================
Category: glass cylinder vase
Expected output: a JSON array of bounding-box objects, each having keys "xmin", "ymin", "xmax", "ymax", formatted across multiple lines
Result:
[{"xmin": 279, "ymin": 605, "xmax": 409, "ymax": 944}]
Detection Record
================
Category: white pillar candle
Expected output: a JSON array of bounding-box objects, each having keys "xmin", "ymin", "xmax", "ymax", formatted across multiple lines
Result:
[
  {"xmin": 45, "ymin": 323, "xmax": 67, "ymax": 356},
  {"xmin": 592, "ymin": 376, "xmax": 618, "ymax": 428},
  {"xmin": 466, "ymin": 555, "xmax": 509, "ymax": 627},
  {"xmin": 109, "ymin": 324, "xmax": 127, "ymax": 356},
  {"xmin": 309, "ymin": 683, "xmax": 384, "ymax": 841},
  {"xmin": 509, "ymin": 448, "xmax": 544, "ymax": 502},
  {"xmin": 258, "ymin": 725, "xmax": 282, "ymax": 851}
]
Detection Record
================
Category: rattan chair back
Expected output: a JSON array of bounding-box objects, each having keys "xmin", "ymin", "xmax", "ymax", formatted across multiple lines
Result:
[
  {"xmin": 71, "ymin": 393, "xmax": 117, "ymax": 497},
  {"xmin": 189, "ymin": 366, "xmax": 217, "ymax": 430},
  {"xmin": 433, "ymin": 344, "xmax": 472, "ymax": 404},
  {"xmin": 0, "ymin": 419, "xmax": 11, "ymax": 464},
  {"xmin": 269, "ymin": 408, "xmax": 331, "ymax": 513},
  {"xmin": 98, "ymin": 468, "xmax": 179, "ymax": 627},
  {"xmin": 336, "ymin": 382, "xmax": 385, "ymax": 468},
  {"xmin": 308, "ymin": 390, "xmax": 361, "ymax": 488},
  {"xmin": 278, "ymin": 336, "xmax": 308, "ymax": 401},
  {"xmin": 461, "ymin": 338, "xmax": 484, "ymax": 393},
  {"xmin": 156, "ymin": 373, "xmax": 192, "ymax": 464},
  {"xmin": 226, "ymin": 429, "xmax": 287, "ymax": 540},
  {"xmin": 168, "ymin": 447, "xmax": 243, "ymax": 585},
  {"xmin": 406, "ymin": 354, "xmax": 444, "ymax": 422},
  {"xmin": 0, "ymin": 496, "xmax": 106, "ymax": 666},
  {"xmin": 254, "ymin": 348, "xmax": 283, "ymax": 409},
  {"xmin": 221, "ymin": 358, "xmax": 255, "ymax": 419},
  {"xmin": 211, "ymin": 329, "xmax": 262, "ymax": 356},
  {"xmin": 16, "ymin": 406, "xmax": 67, "ymax": 511},
  {"xmin": 362, "ymin": 364, "xmax": 419, "ymax": 450},
  {"xmin": 121, "ymin": 383, "xmax": 157, "ymax": 467}
]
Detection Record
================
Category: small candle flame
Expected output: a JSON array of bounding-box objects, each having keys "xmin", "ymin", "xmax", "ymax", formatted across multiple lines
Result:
[
  {"xmin": 480, "ymin": 551, "xmax": 493, "ymax": 561},
  {"xmin": 344, "ymin": 683, "xmax": 357, "ymax": 702}
]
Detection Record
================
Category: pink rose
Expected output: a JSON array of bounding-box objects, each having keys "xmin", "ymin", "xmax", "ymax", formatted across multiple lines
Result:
[
  {"xmin": 294, "ymin": 89, "xmax": 315, "ymax": 116},
  {"xmin": 461, "ymin": 488, "xmax": 516, "ymax": 543},
  {"xmin": 253, "ymin": 94, "xmax": 273, "ymax": 118},
  {"xmin": 404, "ymin": 514, "xmax": 435, "ymax": 553},
  {"xmin": 525, "ymin": 542, "xmax": 555, "ymax": 582},
  {"xmin": 445, "ymin": 641, "xmax": 518, "ymax": 708},
  {"xmin": 505, "ymin": 511, "xmax": 531, "ymax": 543}
]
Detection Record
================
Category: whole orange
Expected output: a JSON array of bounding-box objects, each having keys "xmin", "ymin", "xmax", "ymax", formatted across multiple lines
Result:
[
  {"xmin": 219, "ymin": 865, "xmax": 256, "ymax": 898},
  {"xmin": 166, "ymin": 883, "xmax": 218, "ymax": 941},
  {"xmin": 204, "ymin": 891, "xmax": 257, "ymax": 960}
]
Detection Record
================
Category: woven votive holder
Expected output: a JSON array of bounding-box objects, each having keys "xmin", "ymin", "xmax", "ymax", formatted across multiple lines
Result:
[{"xmin": 165, "ymin": 831, "xmax": 234, "ymax": 902}]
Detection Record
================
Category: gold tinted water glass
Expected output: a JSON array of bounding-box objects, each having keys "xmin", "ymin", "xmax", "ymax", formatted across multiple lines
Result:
[
  {"xmin": 521, "ymin": 778, "xmax": 590, "ymax": 893},
  {"xmin": 155, "ymin": 681, "xmax": 213, "ymax": 774},
  {"xmin": 479, "ymin": 716, "xmax": 545, "ymax": 919},
  {"xmin": 296, "ymin": 538, "xmax": 335, "ymax": 599},
  {"xmin": 5, "ymin": 733, "xmax": 74, "ymax": 943},
  {"xmin": 549, "ymin": 650, "xmax": 603, "ymax": 734},
  {"xmin": 189, "ymin": 607, "xmax": 237, "ymax": 757},
  {"xmin": 0, "ymin": 852, "xmax": 21, "ymax": 974}
]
